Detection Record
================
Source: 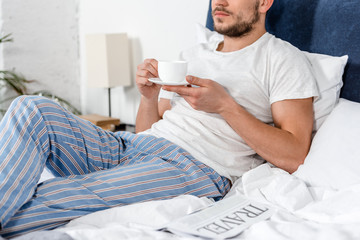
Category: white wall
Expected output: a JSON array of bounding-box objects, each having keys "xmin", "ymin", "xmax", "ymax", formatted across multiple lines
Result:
[
  {"xmin": 0, "ymin": 1, "xmax": 3, "ymax": 70},
  {"xmin": 80, "ymin": 0, "xmax": 210, "ymax": 124},
  {"xmin": 0, "ymin": 0, "xmax": 81, "ymax": 110},
  {"xmin": 0, "ymin": 0, "xmax": 210, "ymax": 124}
]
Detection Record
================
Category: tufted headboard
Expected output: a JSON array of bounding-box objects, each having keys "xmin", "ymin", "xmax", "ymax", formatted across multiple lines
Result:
[{"xmin": 206, "ymin": 0, "xmax": 360, "ymax": 103}]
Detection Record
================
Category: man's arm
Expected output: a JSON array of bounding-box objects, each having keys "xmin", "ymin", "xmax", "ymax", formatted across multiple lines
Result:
[
  {"xmin": 220, "ymin": 97, "xmax": 313, "ymax": 173},
  {"xmin": 136, "ymin": 98, "xmax": 171, "ymax": 133},
  {"xmin": 135, "ymin": 59, "xmax": 171, "ymax": 133},
  {"xmin": 163, "ymin": 76, "xmax": 314, "ymax": 173}
]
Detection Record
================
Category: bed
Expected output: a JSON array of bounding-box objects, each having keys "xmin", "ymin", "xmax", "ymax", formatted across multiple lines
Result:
[{"xmin": 10, "ymin": 0, "xmax": 360, "ymax": 239}]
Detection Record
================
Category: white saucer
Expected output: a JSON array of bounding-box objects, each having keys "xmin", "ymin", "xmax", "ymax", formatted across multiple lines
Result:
[{"xmin": 148, "ymin": 78, "xmax": 189, "ymax": 86}]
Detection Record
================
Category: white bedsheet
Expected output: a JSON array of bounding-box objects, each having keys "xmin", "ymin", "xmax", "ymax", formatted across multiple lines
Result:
[{"xmin": 54, "ymin": 164, "xmax": 360, "ymax": 240}]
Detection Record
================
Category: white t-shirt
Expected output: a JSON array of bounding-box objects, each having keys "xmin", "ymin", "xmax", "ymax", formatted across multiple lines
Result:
[{"xmin": 141, "ymin": 33, "xmax": 319, "ymax": 183}]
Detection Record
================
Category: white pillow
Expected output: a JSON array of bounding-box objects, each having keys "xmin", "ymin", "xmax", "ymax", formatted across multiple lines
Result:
[
  {"xmin": 293, "ymin": 98, "xmax": 360, "ymax": 190},
  {"xmin": 194, "ymin": 24, "xmax": 348, "ymax": 131},
  {"xmin": 305, "ymin": 52, "xmax": 348, "ymax": 131}
]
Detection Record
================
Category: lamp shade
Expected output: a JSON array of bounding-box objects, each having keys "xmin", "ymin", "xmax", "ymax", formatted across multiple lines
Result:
[{"xmin": 85, "ymin": 33, "xmax": 131, "ymax": 88}]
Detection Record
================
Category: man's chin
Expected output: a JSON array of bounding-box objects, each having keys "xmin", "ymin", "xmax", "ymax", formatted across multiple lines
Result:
[
  {"xmin": 214, "ymin": 25, "xmax": 232, "ymax": 35},
  {"xmin": 214, "ymin": 22, "xmax": 230, "ymax": 32}
]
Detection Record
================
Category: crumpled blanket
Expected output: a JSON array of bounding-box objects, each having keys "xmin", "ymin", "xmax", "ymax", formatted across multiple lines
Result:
[{"xmin": 12, "ymin": 164, "xmax": 360, "ymax": 240}]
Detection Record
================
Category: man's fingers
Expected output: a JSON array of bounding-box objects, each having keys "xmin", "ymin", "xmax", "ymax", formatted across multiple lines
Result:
[
  {"xmin": 138, "ymin": 59, "xmax": 158, "ymax": 78},
  {"xmin": 162, "ymin": 85, "xmax": 196, "ymax": 96},
  {"xmin": 145, "ymin": 59, "xmax": 158, "ymax": 77},
  {"xmin": 137, "ymin": 69, "xmax": 155, "ymax": 79},
  {"xmin": 144, "ymin": 58, "xmax": 158, "ymax": 67},
  {"xmin": 186, "ymin": 75, "xmax": 209, "ymax": 87}
]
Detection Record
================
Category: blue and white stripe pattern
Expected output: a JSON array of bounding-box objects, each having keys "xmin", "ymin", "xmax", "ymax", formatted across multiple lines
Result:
[{"xmin": 0, "ymin": 96, "xmax": 231, "ymax": 238}]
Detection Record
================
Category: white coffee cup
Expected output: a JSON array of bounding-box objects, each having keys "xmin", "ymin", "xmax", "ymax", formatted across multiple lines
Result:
[{"xmin": 158, "ymin": 61, "xmax": 188, "ymax": 83}]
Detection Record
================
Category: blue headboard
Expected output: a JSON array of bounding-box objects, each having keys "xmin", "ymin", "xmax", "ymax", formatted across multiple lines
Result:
[{"xmin": 206, "ymin": 0, "xmax": 360, "ymax": 103}]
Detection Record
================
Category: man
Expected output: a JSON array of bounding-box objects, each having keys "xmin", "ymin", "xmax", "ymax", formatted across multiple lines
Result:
[
  {"xmin": 0, "ymin": 0, "xmax": 317, "ymax": 238},
  {"xmin": 136, "ymin": 0, "xmax": 317, "ymax": 178}
]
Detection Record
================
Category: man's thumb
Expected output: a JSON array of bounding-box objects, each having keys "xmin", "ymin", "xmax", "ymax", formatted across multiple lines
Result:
[{"xmin": 186, "ymin": 75, "xmax": 207, "ymax": 86}]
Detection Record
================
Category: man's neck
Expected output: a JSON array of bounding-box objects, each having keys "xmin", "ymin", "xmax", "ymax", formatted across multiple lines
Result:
[{"xmin": 217, "ymin": 27, "xmax": 266, "ymax": 52}]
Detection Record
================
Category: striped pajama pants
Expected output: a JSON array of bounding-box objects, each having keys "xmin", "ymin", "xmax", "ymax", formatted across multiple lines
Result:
[{"xmin": 0, "ymin": 96, "xmax": 231, "ymax": 239}]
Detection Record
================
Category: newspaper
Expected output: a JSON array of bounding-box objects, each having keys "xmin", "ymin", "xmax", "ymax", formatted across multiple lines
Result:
[{"xmin": 166, "ymin": 194, "xmax": 274, "ymax": 239}]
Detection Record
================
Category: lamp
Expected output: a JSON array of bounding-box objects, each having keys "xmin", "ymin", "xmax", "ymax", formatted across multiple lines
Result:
[{"xmin": 85, "ymin": 33, "xmax": 131, "ymax": 117}]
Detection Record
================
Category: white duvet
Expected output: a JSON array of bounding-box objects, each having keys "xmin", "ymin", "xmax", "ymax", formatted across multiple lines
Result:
[{"xmin": 52, "ymin": 164, "xmax": 360, "ymax": 240}]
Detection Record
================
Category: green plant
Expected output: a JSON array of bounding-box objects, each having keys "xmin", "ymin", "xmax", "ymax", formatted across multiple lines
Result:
[
  {"xmin": 0, "ymin": 70, "xmax": 33, "ymax": 114},
  {"xmin": 0, "ymin": 33, "xmax": 13, "ymax": 44},
  {"xmin": 0, "ymin": 33, "xmax": 81, "ymax": 117}
]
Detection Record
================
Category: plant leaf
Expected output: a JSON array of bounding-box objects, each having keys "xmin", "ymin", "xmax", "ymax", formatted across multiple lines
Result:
[
  {"xmin": 0, "ymin": 70, "xmax": 34, "ymax": 95},
  {"xmin": 0, "ymin": 33, "xmax": 13, "ymax": 44}
]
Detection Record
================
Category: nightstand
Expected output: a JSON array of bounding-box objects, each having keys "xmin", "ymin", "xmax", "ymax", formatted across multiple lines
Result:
[{"xmin": 79, "ymin": 114, "xmax": 120, "ymax": 131}]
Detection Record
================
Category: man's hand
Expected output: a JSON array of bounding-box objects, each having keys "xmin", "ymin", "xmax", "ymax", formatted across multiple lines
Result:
[
  {"xmin": 135, "ymin": 59, "xmax": 165, "ymax": 133},
  {"xmin": 162, "ymin": 76, "xmax": 235, "ymax": 114},
  {"xmin": 136, "ymin": 59, "xmax": 161, "ymax": 100}
]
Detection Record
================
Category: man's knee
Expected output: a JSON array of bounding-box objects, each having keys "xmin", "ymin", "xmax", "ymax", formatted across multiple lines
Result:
[
  {"xmin": 6, "ymin": 96, "xmax": 57, "ymax": 117},
  {"xmin": 11, "ymin": 95, "xmax": 51, "ymax": 108}
]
